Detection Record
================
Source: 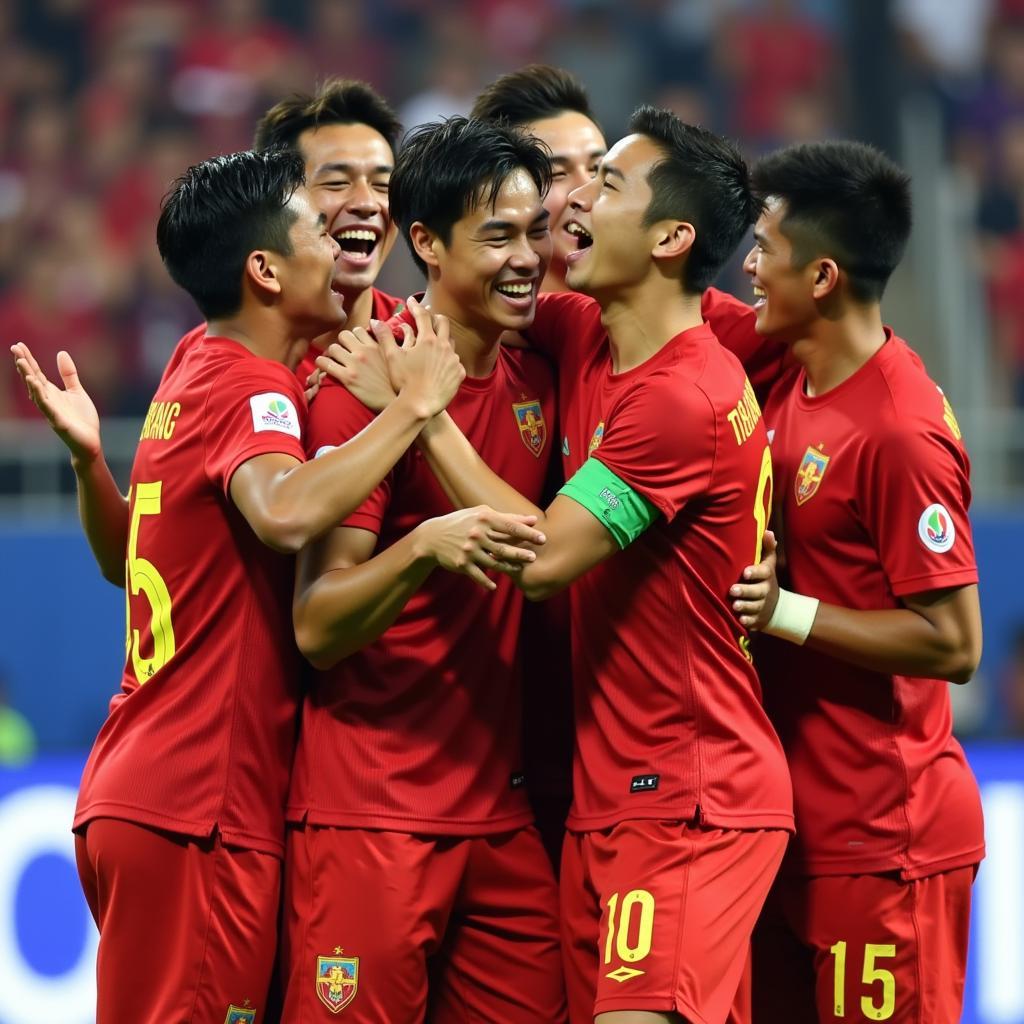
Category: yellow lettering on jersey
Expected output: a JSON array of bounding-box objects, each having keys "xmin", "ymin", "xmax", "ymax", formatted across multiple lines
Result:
[
  {"xmin": 942, "ymin": 396, "xmax": 962, "ymax": 441},
  {"xmin": 139, "ymin": 401, "xmax": 181, "ymax": 441},
  {"xmin": 727, "ymin": 378, "xmax": 762, "ymax": 446}
]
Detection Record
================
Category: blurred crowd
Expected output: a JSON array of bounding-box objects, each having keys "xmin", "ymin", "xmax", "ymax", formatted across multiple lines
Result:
[{"xmin": 0, "ymin": 0, "xmax": 1023, "ymax": 420}]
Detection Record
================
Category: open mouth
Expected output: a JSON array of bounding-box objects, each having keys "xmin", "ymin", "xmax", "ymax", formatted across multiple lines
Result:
[
  {"xmin": 494, "ymin": 279, "xmax": 537, "ymax": 310},
  {"xmin": 566, "ymin": 221, "xmax": 593, "ymax": 250},
  {"xmin": 752, "ymin": 285, "xmax": 766, "ymax": 308},
  {"xmin": 334, "ymin": 228, "xmax": 380, "ymax": 263}
]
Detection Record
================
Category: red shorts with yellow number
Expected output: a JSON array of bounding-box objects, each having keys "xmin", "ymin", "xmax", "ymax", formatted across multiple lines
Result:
[
  {"xmin": 745, "ymin": 866, "xmax": 976, "ymax": 1024},
  {"xmin": 560, "ymin": 819, "xmax": 788, "ymax": 1024},
  {"xmin": 280, "ymin": 823, "xmax": 567, "ymax": 1023},
  {"xmin": 75, "ymin": 817, "xmax": 280, "ymax": 1024}
]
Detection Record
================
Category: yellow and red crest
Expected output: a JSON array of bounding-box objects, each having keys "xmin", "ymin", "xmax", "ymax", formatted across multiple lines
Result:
[
  {"xmin": 513, "ymin": 400, "xmax": 547, "ymax": 457},
  {"xmin": 315, "ymin": 954, "xmax": 359, "ymax": 1014},
  {"xmin": 794, "ymin": 446, "xmax": 830, "ymax": 505}
]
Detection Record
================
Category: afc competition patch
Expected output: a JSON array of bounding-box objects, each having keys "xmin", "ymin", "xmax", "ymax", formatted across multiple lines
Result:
[
  {"xmin": 512, "ymin": 399, "xmax": 547, "ymax": 457},
  {"xmin": 918, "ymin": 503, "xmax": 956, "ymax": 553},
  {"xmin": 316, "ymin": 951, "xmax": 359, "ymax": 1014},
  {"xmin": 223, "ymin": 1005, "xmax": 256, "ymax": 1024},
  {"xmin": 588, "ymin": 420, "xmax": 605, "ymax": 455},
  {"xmin": 794, "ymin": 445, "xmax": 830, "ymax": 505},
  {"xmin": 249, "ymin": 392, "xmax": 301, "ymax": 438}
]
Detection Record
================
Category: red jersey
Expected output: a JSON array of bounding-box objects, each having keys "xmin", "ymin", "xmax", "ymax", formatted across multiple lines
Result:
[
  {"xmin": 288, "ymin": 310, "xmax": 557, "ymax": 834},
  {"xmin": 759, "ymin": 331, "xmax": 985, "ymax": 879},
  {"xmin": 529, "ymin": 291, "xmax": 793, "ymax": 833},
  {"xmin": 74, "ymin": 335, "xmax": 308, "ymax": 857}
]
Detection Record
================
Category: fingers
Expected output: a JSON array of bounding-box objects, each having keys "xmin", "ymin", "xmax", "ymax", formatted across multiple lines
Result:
[
  {"xmin": 56, "ymin": 350, "xmax": 82, "ymax": 391},
  {"xmin": 406, "ymin": 296, "xmax": 436, "ymax": 343},
  {"xmin": 730, "ymin": 580, "xmax": 769, "ymax": 601},
  {"xmin": 462, "ymin": 561, "xmax": 498, "ymax": 592},
  {"xmin": 488, "ymin": 517, "xmax": 546, "ymax": 546},
  {"xmin": 762, "ymin": 529, "xmax": 777, "ymax": 555}
]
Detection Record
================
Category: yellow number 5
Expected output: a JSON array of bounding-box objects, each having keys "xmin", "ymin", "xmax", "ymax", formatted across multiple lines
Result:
[
  {"xmin": 126, "ymin": 481, "xmax": 176, "ymax": 682},
  {"xmin": 829, "ymin": 940, "xmax": 896, "ymax": 1020}
]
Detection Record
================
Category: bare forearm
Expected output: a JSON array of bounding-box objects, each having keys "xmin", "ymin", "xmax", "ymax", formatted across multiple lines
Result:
[
  {"xmin": 417, "ymin": 413, "xmax": 543, "ymax": 518},
  {"xmin": 805, "ymin": 603, "xmax": 977, "ymax": 683},
  {"xmin": 71, "ymin": 454, "xmax": 128, "ymax": 586},
  {"xmin": 294, "ymin": 529, "xmax": 435, "ymax": 668}
]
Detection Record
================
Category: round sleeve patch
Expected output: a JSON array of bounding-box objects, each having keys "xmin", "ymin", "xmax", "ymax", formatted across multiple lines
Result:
[
  {"xmin": 249, "ymin": 392, "xmax": 301, "ymax": 438},
  {"xmin": 918, "ymin": 503, "xmax": 956, "ymax": 553}
]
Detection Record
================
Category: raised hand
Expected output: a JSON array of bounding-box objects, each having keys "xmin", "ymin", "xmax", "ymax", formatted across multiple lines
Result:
[
  {"xmin": 416, "ymin": 506, "xmax": 547, "ymax": 591},
  {"xmin": 10, "ymin": 344, "xmax": 102, "ymax": 462},
  {"xmin": 730, "ymin": 529, "xmax": 779, "ymax": 630}
]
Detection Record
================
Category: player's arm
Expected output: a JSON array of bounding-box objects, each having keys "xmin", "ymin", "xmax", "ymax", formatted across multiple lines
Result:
[
  {"xmin": 293, "ymin": 508, "xmax": 545, "ymax": 669},
  {"xmin": 10, "ymin": 343, "xmax": 127, "ymax": 585}
]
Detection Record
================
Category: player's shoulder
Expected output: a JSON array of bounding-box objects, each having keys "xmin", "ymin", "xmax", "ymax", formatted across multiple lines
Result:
[
  {"xmin": 372, "ymin": 288, "xmax": 405, "ymax": 320},
  {"xmin": 534, "ymin": 290, "xmax": 604, "ymax": 335},
  {"xmin": 871, "ymin": 334, "xmax": 961, "ymax": 439}
]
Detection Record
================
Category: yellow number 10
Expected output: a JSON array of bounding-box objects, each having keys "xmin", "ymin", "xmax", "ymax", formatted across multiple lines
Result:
[
  {"xmin": 830, "ymin": 940, "xmax": 897, "ymax": 1020},
  {"xmin": 125, "ymin": 481, "xmax": 176, "ymax": 682}
]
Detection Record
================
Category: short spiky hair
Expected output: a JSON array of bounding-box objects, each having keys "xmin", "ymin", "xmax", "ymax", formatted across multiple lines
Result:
[
  {"xmin": 471, "ymin": 64, "xmax": 597, "ymax": 129},
  {"xmin": 253, "ymin": 78, "xmax": 402, "ymax": 155},
  {"xmin": 157, "ymin": 149, "xmax": 305, "ymax": 319},
  {"xmin": 390, "ymin": 116, "xmax": 553, "ymax": 275},
  {"xmin": 629, "ymin": 106, "xmax": 759, "ymax": 293},
  {"xmin": 750, "ymin": 141, "xmax": 912, "ymax": 302}
]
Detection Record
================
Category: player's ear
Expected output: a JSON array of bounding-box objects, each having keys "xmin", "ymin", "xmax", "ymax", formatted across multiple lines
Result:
[
  {"xmin": 651, "ymin": 220, "xmax": 695, "ymax": 264},
  {"xmin": 244, "ymin": 249, "xmax": 283, "ymax": 299},
  {"xmin": 409, "ymin": 222, "xmax": 442, "ymax": 270},
  {"xmin": 811, "ymin": 257, "xmax": 840, "ymax": 300}
]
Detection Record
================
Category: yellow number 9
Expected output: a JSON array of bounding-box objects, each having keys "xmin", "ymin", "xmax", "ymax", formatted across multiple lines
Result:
[{"xmin": 753, "ymin": 444, "xmax": 773, "ymax": 565}]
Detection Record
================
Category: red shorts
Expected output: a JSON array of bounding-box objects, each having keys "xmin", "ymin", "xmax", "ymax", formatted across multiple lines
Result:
[
  {"xmin": 560, "ymin": 820, "xmax": 787, "ymax": 1024},
  {"xmin": 75, "ymin": 817, "xmax": 280, "ymax": 1024},
  {"xmin": 746, "ymin": 866, "xmax": 975, "ymax": 1023},
  {"xmin": 281, "ymin": 824, "xmax": 566, "ymax": 1023}
]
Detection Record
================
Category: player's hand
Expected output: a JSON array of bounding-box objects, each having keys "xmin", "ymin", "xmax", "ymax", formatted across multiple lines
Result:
[
  {"xmin": 317, "ymin": 321, "xmax": 397, "ymax": 412},
  {"xmin": 730, "ymin": 530, "xmax": 779, "ymax": 630},
  {"xmin": 386, "ymin": 295, "xmax": 464, "ymax": 417},
  {"xmin": 415, "ymin": 506, "xmax": 546, "ymax": 591},
  {"xmin": 10, "ymin": 343, "xmax": 102, "ymax": 463},
  {"xmin": 304, "ymin": 367, "xmax": 324, "ymax": 404}
]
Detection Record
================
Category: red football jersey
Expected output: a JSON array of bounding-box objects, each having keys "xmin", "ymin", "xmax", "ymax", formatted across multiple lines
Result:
[
  {"xmin": 529, "ymin": 291, "xmax": 793, "ymax": 833},
  {"xmin": 287, "ymin": 310, "xmax": 557, "ymax": 834},
  {"xmin": 759, "ymin": 331, "xmax": 984, "ymax": 879},
  {"xmin": 74, "ymin": 335, "xmax": 307, "ymax": 857}
]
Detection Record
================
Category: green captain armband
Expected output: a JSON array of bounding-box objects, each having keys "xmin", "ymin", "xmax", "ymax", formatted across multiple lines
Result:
[{"xmin": 559, "ymin": 457, "xmax": 659, "ymax": 548}]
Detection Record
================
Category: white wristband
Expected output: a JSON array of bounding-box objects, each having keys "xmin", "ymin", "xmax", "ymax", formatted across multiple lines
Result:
[{"xmin": 763, "ymin": 588, "xmax": 819, "ymax": 645}]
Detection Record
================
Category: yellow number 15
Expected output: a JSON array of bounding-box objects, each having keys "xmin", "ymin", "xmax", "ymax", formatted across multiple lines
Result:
[{"xmin": 125, "ymin": 481, "xmax": 176, "ymax": 682}]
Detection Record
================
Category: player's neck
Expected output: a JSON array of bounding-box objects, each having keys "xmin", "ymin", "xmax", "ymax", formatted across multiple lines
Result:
[
  {"xmin": 341, "ymin": 286, "xmax": 375, "ymax": 331},
  {"xmin": 420, "ymin": 285, "xmax": 502, "ymax": 378},
  {"xmin": 799, "ymin": 304, "xmax": 888, "ymax": 397},
  {"xmin": 598, "ymin": 282, "xmax": 703, "ymax": 374},
  {"xmin": 541, "ymin": 264, "xmax": 571, "ymax": 294},
  {"xmin": 207, "ymin": 312, "xmax": 315, "ymax": 370}
]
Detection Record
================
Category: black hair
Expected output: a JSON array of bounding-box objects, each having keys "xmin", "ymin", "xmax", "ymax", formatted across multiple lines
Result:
[
  {"xmin": 156, "ymin": 149, "xmax": 306, "ymax": 319},
  {"xmin": 751, "ymin": 141, "xmax": 912, "ymax": 302},
  {"xmin": 628, "ymin": 106, "xmax": 759, "ymax": 292},
  {"xmin": 471, "ymin": 64, "xmax": 598, "ymax": 130},
  {"xmin": 253, "ymin": 78, "xmax": 402, "ymax": 155},
  {"xmin": 390, "ymin": 116, "xmax": 553, "ymax": 275}
]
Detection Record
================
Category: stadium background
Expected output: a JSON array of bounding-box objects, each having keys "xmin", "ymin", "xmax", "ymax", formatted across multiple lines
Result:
[{"xmin": 0, "ymin": 0, "xmax": 1022, "ymax": 1021}]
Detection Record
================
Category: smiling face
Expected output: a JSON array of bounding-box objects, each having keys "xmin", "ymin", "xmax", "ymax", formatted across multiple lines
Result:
[
  {"xmin": 527, "ymin": 110, "xmax": 605, "ymax": 284},
  {"xmin": 743, "ymin": 196, "xmax": 820, "ymax": 340},
  {"xmin": 298, "ymin": 122, "xmax": 397, "ymax": 298},
  {"xmin": 563, "ymin": 134, "xmax": 666, "ymax": 299},
  {"xmin": 274, "ymin": 186, "xmax": 346, "ymax": 338},
  {"xmin": 427, "ymin": 167, "xmax": 551, "ymax": 335}
]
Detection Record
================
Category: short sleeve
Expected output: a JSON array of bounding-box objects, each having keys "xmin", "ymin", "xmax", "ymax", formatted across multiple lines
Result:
[
  {"xmin": 702, "ymin": 287, "xmax": 788, "ymax": 406},
  {"xmin": 305, "ymin": 379, "xmax": 392, "ymax": 535},
  {"xmin": 526, "ymin": 291, "xmax": 603, "ymax": 367},
  {"xmin": 862, "ymin": 423, "xmax": 978, "ymax": 597},
  {"xmin": 203, "ymin": 365, "xmax": 307, "ymax": 497},
  {"xmin": 590, "ymin": 375, "xmax": 716, "ymax": 523}
]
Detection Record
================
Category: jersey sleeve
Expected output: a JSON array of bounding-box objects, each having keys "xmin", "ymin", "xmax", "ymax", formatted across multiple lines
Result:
[
  {"xmin": 561, "ymin": 374, "xmax": 716, "ymax": 541},
  {"xmin": 861, "ymin": 421, "xmax": 978, "ymax": 597},
  {"xmin": 203, "ymin": 363, "xmax": 307, "ymax": 497},
  {"xmin": 702, "ymin": 287, "xmax": 789, "ymax": 405},
  {"xmin": 304, "ymin": 379, "xmax": 392, "ymax": 535}
]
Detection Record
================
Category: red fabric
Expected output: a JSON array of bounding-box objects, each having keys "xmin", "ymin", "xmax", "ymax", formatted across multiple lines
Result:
[
  {"xmin": 76, "ymin": 818, "xmax": 280, "ymax": 1024},
  {"xmin": 747, "ymin": 867, "xmax": 975, "ymax": 1023},
  {"xmin": 74, "ymin": 334, "xmax": 306, "ymax": 856},
  {"xmin": 560, "ymin": 821, "xmax": 787, "ymax": 1023},
  {"xmin": 281, "ymin": 824, "xmax": 566, "ymax": 1023},
  {"xmin": 760, "ymin": 333, "xmax": 984, "ymax": 879},
  {"xmin": 529, "ymin": 292, "xmax": 793, "ymax": 834},
  {"xmin": 289, "ymin": 311, "xmax": 556, "ymax": 834}
]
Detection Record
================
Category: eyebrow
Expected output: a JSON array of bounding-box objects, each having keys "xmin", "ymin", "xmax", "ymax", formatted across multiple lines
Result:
[
  {"xmin": 313, "ymin": 162, "xmax": 393, "ymax": 177},
  {"xmin": 551, "ymin": 150, "xmax": 607, "ymax": 165},
  {"xmin": 753, "ymin": 229, "xmax": 769, "ymax": 248},
  {"xmin": 602, "ymin": 164, "xmax": 625, "ymax": 182},
  {"xmin": 477, "ymin": 209, "xmax": 550, "ymax": 233}
]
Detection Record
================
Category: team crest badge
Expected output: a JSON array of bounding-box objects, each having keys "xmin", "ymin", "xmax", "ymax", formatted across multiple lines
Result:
[
  {"xmin": 223, "ymin": 1006, "xmax": 256, "ymax": 1024},
  {"xmin": 316, "ymin": 954, "xmax": 359, "ymax": 1014},
  {"xmin": 794, "ymin": 446, "xmax": 829, "ymax": 505},
  {"xmin": 513, "ymin": 400, "xmax": 547, "ymax": 457},
  {"xmin": 588, "ymin": 421, "xmax": 605, "ymax": 455}
]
